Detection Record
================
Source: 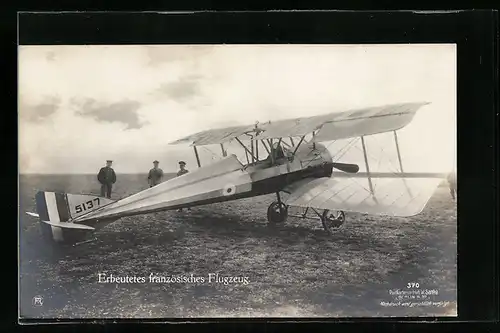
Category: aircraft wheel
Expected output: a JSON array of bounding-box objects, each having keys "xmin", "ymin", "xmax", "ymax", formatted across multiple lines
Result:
[
  {"xmin": 267, "ymin": 201, "xmax": 288, "ymax": 224},
  {"xmin": 321, "ymin": 210, "xmax": 345, "ymax": 234}
]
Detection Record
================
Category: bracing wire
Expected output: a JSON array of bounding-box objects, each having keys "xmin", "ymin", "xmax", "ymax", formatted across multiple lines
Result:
[{"xmin": 201, "ymin": 146, "xmax": 222, "ymax": 161}]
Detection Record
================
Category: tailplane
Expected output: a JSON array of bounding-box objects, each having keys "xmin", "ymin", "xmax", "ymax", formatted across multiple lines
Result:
[{"xmin": 26, "ymin": 191, "xmax": 115, "ymax": 245}]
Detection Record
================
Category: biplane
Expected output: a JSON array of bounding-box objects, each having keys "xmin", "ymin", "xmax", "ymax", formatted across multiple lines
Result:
[{"xmin": 25, "ymin": 102, "xmax": 447, "ymax": 246}]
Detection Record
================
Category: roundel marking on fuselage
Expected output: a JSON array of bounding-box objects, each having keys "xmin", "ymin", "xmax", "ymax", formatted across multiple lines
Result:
[{"xmin": 223, "ymin": 183, "xmax": 237, "ymax": 196}]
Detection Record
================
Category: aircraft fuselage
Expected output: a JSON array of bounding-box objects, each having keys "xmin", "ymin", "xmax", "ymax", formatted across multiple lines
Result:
[{"xmin": 73, "ymin": 142, "xmax": 334, "ymax": 224}]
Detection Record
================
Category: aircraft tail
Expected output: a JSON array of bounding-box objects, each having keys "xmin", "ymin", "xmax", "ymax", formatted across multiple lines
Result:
[{"xmin": 26, "ymin": 191, "xmax": 115, "ymax": 245}]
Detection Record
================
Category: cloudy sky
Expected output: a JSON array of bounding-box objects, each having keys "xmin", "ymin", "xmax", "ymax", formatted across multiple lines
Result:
[{"xmin": 19, "ymin": 44, "xmax": 456, "ymax": 174}]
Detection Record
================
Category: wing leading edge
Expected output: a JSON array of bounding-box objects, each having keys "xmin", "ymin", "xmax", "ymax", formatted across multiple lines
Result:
[
  {"xmin": 257, "ymin": 102, "xmax": 428, "ymax": 142},
  {"xmin": 168, "ymin": 102, "xmax": 430, "ymax": 147},
  {"xmin": 312, "ymin": 102, "xmax": 427, "ymax": 142},
  {"xmin": 168, "ymin": 124, "xmax": 256, "ymax": 146},
  {"xmin": 282, "ymin": 174, "xmax": 443, "ymax": 217}
]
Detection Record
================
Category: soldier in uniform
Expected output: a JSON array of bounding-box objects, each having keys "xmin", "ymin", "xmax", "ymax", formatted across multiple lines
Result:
[
  {"xmin": 148, "ymin": 160, "xmax": 164, "ymax": 188},
  {"xmin": 97, "ymin": 160, "xmax": 116, "ymax": 199},
  {"xmin": 176, "ymin": 161, "xmax": 190, "ymax": 211},
  {"xmin": 447, "ymin": 171, "xmax": 457, "ymax": 201},
  {"xmin": 177, "ymin": 161, "xmax": 189, "ymax": 177}
]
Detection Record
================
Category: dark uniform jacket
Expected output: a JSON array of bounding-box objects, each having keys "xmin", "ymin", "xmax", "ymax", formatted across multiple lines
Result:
[
  {"xmin": 447, "ymin": 172, "xmax": 457, "ymax": 188},
  {"xmin": 148, "ymin": 168, "xmax": 164, "ymax": 186},
  {"xmin": 177, "ymin": 169, "xmax": 189, "ymax": 177},
  {"xmin": 97, "ymin": 167, "xmax": 117, "ymax": 185}
]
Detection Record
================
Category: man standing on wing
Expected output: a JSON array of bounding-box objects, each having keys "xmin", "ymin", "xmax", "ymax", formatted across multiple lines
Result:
[
  {"xmin": 176, "ymin": 161, "xmax": 190, "ymax": 212},
  {"xmin": 97, "ymin": 160, "xmax": 116, "ymax": 199},
  {"xmin": 148, "ymin": 160, "xmax": 164, "ymax": 188}
]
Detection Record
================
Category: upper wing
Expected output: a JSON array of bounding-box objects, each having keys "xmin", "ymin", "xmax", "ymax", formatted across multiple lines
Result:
[
  {"xmin": 313, "ymin": 102, "xmax": 428, "ymax": 142},
  {"xmin": 169, "ymin": 124, "xmax": 256, "ymax": 146},
  {"xmin": 282, "ymin": 172, "xmax": 444, "ymax": 217},
  {"xmin": 168, "ymin": 102, "xmax": 429, "ymax": 147},
  {"xmin": 257, "ymin": 102, "xmax": 429, "ymax": 141}
]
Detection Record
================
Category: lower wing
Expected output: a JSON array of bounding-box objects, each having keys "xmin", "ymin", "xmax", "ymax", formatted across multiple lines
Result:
[{"xmin": 282, "ymin": 173, "xmax": 446, "ymax": 217}]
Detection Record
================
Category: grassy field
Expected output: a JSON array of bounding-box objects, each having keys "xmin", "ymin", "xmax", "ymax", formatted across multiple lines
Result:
[{"xmin": 19, "ymin": 174, "xmax": 457, "ymax": 319}]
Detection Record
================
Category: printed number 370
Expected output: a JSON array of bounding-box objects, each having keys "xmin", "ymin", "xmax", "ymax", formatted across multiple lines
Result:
[
  {"xmin": 407, "ymin": 282, "xmax": 420, "ymax": 288},
  {"xmin": 75, "ymin": 198, "xmax": 100, "ymax": 213}
]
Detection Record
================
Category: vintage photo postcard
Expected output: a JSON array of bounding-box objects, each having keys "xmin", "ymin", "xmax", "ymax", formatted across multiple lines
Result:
[{"xmin": 19, "ymin": 44, "xmax": 457, "ymax": 319}]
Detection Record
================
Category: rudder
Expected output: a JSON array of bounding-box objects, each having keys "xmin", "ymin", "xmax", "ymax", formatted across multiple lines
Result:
[
  {"xmin": 32, "ymin": 191, "xmax": 114, "ymax": 245},
  {"xmin": 35, "ymin": 191, "xmax": 67, "ymax": 243}
]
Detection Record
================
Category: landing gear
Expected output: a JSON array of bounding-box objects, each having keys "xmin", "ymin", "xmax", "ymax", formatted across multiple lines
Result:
[
  {"xmin": 321, "ymin": 209, "xmax": 345, "ymax": 234},
  {"xmin": 266, "ymin": 191, "xmax": 345, "ymax": 234},
  {"xmin": 267, "ymin": 201, "xmax": 288, "ymax": 223},
  {"xmin": 267, "ymin": 192, "xmax": 288, "ymax": 224}
]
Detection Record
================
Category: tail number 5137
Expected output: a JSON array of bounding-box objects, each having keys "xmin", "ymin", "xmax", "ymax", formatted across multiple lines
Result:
[{"xmin": 75, "ymin": 198, "xmax": 100, "ymax": 213}]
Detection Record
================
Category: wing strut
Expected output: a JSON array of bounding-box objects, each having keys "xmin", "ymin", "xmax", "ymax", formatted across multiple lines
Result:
[
  {"xmin": 361, "ymin": 136, "xmax": 375, "ymax": 196},
  {"xmin": 236, "ymin": 137, "xmax": 257, "ymax": 162},
  {"xmin": 292, "ymin": 135, "xmax": 306, "ymax": 156},
  {"xmin": 393, "ymin": 130, "xmax": 414, "ymax": 197},
  {"xmin": 393, "ymin": 131, "xmax": 404, "ymax": 172},
  {"xmin": 267, "ymin": 139, "xmax": 275, "ymax": 164},
  {"xmin": 250, "ymin": 140, "xmax": 254, "ymax": 162},
  {"xmin": 255, "ymin": 139, "xmax": 259, "ymax": 160},
  {"xmin": 193, "ymin": 146, "xmax": 201, "ymax": 167},
  {"xmin": 220, "ymin": 143, "xmax": 227, "ymax": 157},
  {"xmin": 281, "ymin": 140, "xmax": 291, "ymax": 149},
  {"xmin": 245, "ymin": 150, "xmax": 250, "ymax": 164},
  {"xmin": 261, "ymin": 140, "xmax": 270, "ymax": 154}
]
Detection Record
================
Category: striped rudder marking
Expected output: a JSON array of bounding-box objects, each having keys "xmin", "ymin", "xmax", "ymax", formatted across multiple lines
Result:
[
  {"xmin": 43, "ymin": 192, "xmax": 64, "ymax": 242},
  {"xmin": 34, "ymin": 191, "xmax": 70, "ymax": 242},
  {"xmin": 34, "ymin": 191, "xmax": 61, "ymax": 242},
  {"xmin": 35, "ymin": 191, "xmax": 49, "ymax": 221},
  {"xmin": 54, "ymin": 192, "xmax": 70, "ymax": 222},
  {"xmin": 33, "ymin": 191, "xmax": 100, "ymax": 244}
]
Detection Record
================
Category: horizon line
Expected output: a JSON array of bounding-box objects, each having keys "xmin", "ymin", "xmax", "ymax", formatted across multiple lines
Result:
[{"xmin": 19, "ymin": 172, "xmax": 179, "ymax": 175}]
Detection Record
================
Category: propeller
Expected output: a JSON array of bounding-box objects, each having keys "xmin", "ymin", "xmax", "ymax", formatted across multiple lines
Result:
[{"xmin": 331, "ymin": 162, "xmax": 360, "ymax": 173}]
